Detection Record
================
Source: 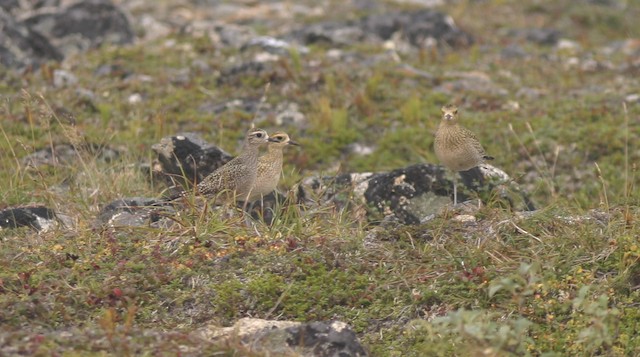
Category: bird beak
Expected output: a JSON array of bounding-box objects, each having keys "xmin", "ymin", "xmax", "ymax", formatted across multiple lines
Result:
[
  {"xmin": 444, "ymin": 114, "xmax": 453, "ymax": 120},
  {"xmin": 288, "ymin": 140, "xmax": 301, "ymax": 147}
]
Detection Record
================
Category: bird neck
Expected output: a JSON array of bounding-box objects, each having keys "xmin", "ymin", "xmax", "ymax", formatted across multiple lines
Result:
[
  {"xmin": 240, "ymin": 143, "xmax": 260, "ymax": 161},
  {"xmin": 440, "ymin": 119, "xmax": 458, "ymax": 127},
  {"xmin": 264, "ymin": 146, "xmax": 284, "ymax": 163}
]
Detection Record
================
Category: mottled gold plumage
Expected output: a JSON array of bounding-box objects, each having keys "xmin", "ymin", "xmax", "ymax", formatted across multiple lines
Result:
[
  {"xmin": 194, "ymin": 128, "xmax": 273, "ymax": 203},
  {"xmin": 434, "ymin": 105, "xmax": 493, "ymax": 204}
]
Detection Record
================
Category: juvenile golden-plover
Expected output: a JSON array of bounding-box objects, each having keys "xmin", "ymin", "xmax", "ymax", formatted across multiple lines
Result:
[{"xmin": 434, "ymin": 104, "xmax": 493, "ymax": 205}]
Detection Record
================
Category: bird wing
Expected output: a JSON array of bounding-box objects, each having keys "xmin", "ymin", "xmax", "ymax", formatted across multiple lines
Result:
[{"xmin": 460, "ymin": 126, "xmax": 491, "ymax": 158}]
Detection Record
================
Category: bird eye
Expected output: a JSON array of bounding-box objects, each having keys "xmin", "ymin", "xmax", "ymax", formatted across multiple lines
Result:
[{"xmin": 255, "ymin": 132, "xmax": 263, "ymax": 138}]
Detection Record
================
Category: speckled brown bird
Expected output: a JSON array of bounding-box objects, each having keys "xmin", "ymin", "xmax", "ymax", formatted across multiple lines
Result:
[
  {"xmin": 434, "ymin": 104, "xmax": 493, "ymax": 204},
  {"xmin": 246, "ymin": 132, "xmax": 300, "ymax": 204},
  {"xmin": 192, "ymin": 128, "xmax": 275, "ymax": 203}
]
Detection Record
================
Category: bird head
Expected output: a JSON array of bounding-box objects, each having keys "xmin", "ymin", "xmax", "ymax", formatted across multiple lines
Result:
[
  {"xmin": 246, "ymin": 128, "xmax": 270, "ymax": 146},
  {"xmin": 441, "ymin": 104, "xmax": 459, "ymax": 121},
  {"xmin": 267, "ymin": 132, "xmax": 300, "ymax": 147}
]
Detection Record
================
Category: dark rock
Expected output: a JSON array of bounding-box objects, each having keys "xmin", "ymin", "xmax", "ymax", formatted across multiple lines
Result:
[
  {"xmin": 0, "ymin": 0, "xmax": 20, "ymax": 13},
  {"xmin": 1, "ymin": 0, "xmax": 132, "ymax": 69},
  {"xmin": 198, "ymin": 98, "xmax": 269, "ymax": 116},
  {"xmin": 294, "ymin": 21, "xmax": 366, "ymax": 46},
  {"xmin": 501, "ymin": 44, "xmax": 529, "ymax": 59},
  {"xmin": 22, "ymin": 143, "xmax": 121, "ymax": 168},
  {"xmin": 246, "ymin": 191, "xmax": 289, "ymax": 224},
  {"xmin": 22, "ymin": 0, "xmax": 134, "ymax": 57},
  {"xmin": 584, "ymin": 0, "xmax": 626, "ymax": 7},
  {"xmin": 96, "ymin": 197, "xmax": 174, "ymax": 228},
  {"xmin": 0, "ymin": 206, "xmax": 57, "ymax": 231},
  {"xmin": 209, "ymin": 23, "xmax": 256, "ymax": 48},
  {"xmin": 435, "ymin": 71, "xmax": 507, "ymax": 96},
  {"xmin": 363, "ymin": 10, "xmax": 473, "ymax": 48},
  {"xmin": 0, "ymin": 9, "xmax": 63, "ymax": 69},
  {"xmin": 285, "ymin": 321, "xmax": 368, "ymax": 357},
  {"xmin": 94, "ymin": 63, "xmax": 131, "ymax": 78},
  {"xmin": 151, "ymin": 133, "xmax": 233, "ymax": 191},
  {"xmin": 299, "ymin": 164, "xmax": 534, "ymax": 225},
  {"xmin": 508, "ymin": 28, "xmax": 561, "ymax": 46},
  {"xmin": 217, "ymin": 60, "xmax": 290, "ymax": 85},
  {"xmin": 53, "ymin": 69, "xmax": 78, "ymax": 87},
  {"xmin": 293, "ymin": 9, "xmax": 472, "ymax": 49}
]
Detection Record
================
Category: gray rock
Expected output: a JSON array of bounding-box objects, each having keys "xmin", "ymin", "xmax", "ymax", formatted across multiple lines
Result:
[
  {"xmin": 209, "ymin": 23, "xmax": 257, "ymax": 48},
  {"xmin": 22, "ymin": 143, "xmax": 121, "ymax": 168},
  {"xmin": 293, "ymin": 9, "xmax": 473, "ymax": 49},
  {"xmin": 299, "ymin": 163, "xmax": 534, "ymax": 225},
  {"xmin": 362, "ymin": 9, "xmax": 473, "ymax": 48},
  {"xmin": 274, "ymin": 102, "xmax": 307, "ymax": 128},
  {"xmin": 600, "ymin": 39, "xmax": 640, "ymax": 57},
  {"xmin": 0, "ymin": 206, "xmax": 57, "ymax": 231},
  {"xmin": 435, "ymin": 71, "xmax": 507, "ymax": 97},
  {"xmin": 500, "ymin": 44, "xmax": 529, "ymax": 59},
  {"xmin": 294, "ymin": 22, "xmax": 366, "ymax": 46},
  {"xmin": 1, "ymin": 0, "xmax": 133, "ymax": 69},
  {"xmin": 197, "ymin": 318, "xmax": 368, "ymax": 357},
  {"xmin": 94, "ymin": 63, "xmax": 130, "ymax": 78},
  {"xmin": 198, "ymin": 98, "xmax": 270, "ymax": 116},
  {"xmin": 217, "ymin": 60, "xmax": 290, "ymax": 86},
  {"xmin": 508, "ymin": 28, "xmax": 561, "ymax": 46},
  {"xmin": 22, "ymin": 0, "xmax": 134, "ymax": 57},
  {"xmin": 0, "ymin": 0, "xmax": 20, "ymax": 14},
  {"xmin": 584, "ymin": 0, "xmax": 627, "ymax": 8},
  {"xmin": 0, "ymin": 9, "xmax": 63, "ymax": 69}
]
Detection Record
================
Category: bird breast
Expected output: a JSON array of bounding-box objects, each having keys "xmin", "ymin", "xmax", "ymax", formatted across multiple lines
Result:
[{"xmin": 434, "ymin": 127, "xmax": 485, "ymax": 172}]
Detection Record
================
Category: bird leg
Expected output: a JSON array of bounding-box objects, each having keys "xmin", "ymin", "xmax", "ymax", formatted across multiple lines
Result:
[{"xmin": 453, "ymin": 176, "xmax": 458, "ymax": 206}]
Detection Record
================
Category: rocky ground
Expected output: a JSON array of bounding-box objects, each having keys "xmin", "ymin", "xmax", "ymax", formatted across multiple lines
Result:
[{"xmin": 1, "ymin": 0, "xmax": 639, "ymax": 355}]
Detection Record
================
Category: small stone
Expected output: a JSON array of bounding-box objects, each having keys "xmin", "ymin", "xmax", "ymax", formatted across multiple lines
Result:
[
  {"xmin": 254, "ymin": 52, "xmax": 280, "ymax": 63},
  {"xmin": 53, "ymin": 69, "xmax": 78, "ymax": 87},
  {"xmin": 274, "ymin": 102, "xmax": 307, "ymax": 127},
  {"xmin": 502, "ymin": 101, "xmax": 520, "ymax": 111},
  {"xmin": 139, "ymin": 14, "xmax": 171, "ymax": 42},
  {"xmin": 128, "ymin": 93, "xmax": 142, "ymax": 104},
  {"xmin": 75, "ymin": 88, "xmax": 96, "ymax": 101},
  {"xmin": 453, "ymin": 214, "xmax": 476, "ymax": 223},
  {"xmin": 556, "ymin": 39, "xmax": 581, "ymax": 52},
  {"xmin": 625, "ymin": 94, "xmax": 640, "ymax": 103},
  {"xmin": 243, "ymin": 36, "xmax": 309, "ymax": 55},
  {"xmin": 348, "ymin": 143, "xmax": 375, "ymax": 156}
]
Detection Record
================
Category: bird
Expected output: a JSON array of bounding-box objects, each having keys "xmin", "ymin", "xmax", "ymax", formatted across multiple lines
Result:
[
  {"xmin": 434, "ymin": 104, "xmax": 494, "ymax": 205},
  {"xmin": 178, "ymin": 128, "xmax": 275, "ymax": 205},
  {"xmin": 246, "ymin": 132, "xmax": 300, "ymax": 205}
]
